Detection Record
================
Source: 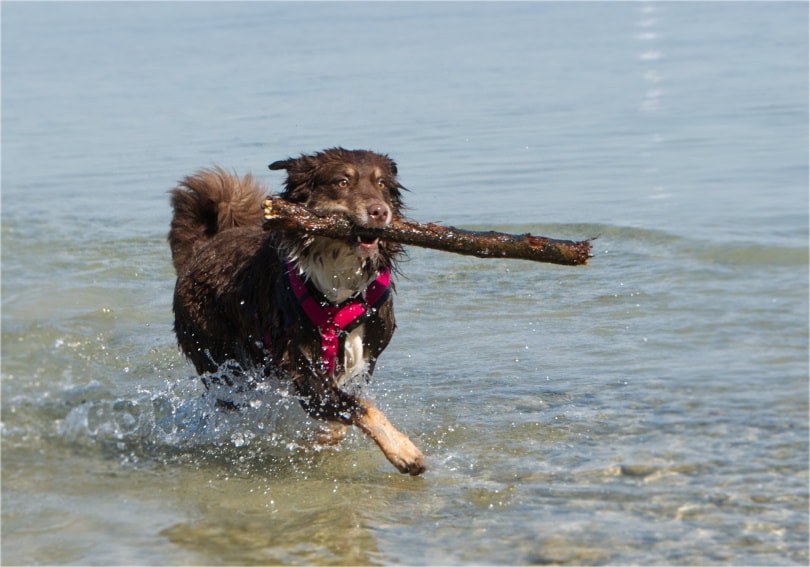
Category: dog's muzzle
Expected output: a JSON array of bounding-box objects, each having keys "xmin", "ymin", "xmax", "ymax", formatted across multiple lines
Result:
[{"xmin": 353, "ymin": 202, "xmax": 390, "ymax": 256}]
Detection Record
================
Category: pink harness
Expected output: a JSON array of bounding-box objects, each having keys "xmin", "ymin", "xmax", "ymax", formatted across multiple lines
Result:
[{"xmin": 277, "ymin": 262, "xmax": 391, "ymax": 376}]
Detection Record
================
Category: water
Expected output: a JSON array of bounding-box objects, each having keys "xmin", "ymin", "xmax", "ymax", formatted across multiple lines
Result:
[{"xmin": 2, "ymin": 2, "xmax": 807, "ymax": 565}]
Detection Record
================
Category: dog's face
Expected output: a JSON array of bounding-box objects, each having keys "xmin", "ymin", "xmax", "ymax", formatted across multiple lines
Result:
[{"xmin": 269, "ymin": 148, "xmax": 405, "ymax": 261}]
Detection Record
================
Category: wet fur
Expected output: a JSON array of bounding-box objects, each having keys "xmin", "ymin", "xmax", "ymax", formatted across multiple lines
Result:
[{"xmin": 169, "ymin": 148, "xmax": 425, "ymax": 475}]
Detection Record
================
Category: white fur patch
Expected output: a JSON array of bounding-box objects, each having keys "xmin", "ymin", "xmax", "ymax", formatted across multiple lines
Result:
[
  {"xmin": 296, "ymin": 239, "xmax": 375, "ymax": 303},
  {"xmin": 339, "ymin": 325, "xmax": 369, "ymax": 395}
]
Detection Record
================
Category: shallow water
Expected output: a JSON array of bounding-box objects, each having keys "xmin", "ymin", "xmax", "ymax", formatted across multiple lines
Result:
[{"xmin": 2, "ymin": 2, "xmax": 808, "ymax": 565}]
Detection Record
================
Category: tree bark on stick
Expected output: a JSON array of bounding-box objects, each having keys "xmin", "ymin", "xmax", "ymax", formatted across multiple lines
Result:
[{"xmin": 262, "ymin": 197, "xmax": 592, "ymax": 266}]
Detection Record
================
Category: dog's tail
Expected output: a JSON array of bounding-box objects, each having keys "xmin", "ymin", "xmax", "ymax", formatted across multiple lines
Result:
[{"xmin": 168, "ymin": 167, "xmax": 267, "ymax": 273}]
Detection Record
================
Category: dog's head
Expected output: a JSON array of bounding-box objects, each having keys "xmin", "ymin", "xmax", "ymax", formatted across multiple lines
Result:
[{"xmin": 269, "ymin": 148, "xmax": 406, "ymax": 265}]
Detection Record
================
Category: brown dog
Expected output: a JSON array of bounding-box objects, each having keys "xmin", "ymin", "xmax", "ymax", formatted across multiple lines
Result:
[{"xmin": 169, "ymin": 148, "xmax": 425, "ymax": 475}]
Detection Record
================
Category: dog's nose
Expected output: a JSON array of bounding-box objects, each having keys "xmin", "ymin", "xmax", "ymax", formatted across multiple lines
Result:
[{"xmin": 367, "ymin": 203, "xmax": 390, "ymax": 225}]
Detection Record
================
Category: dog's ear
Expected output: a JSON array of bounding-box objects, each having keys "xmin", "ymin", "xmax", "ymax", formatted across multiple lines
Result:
[
  {"xmin": 269, "ymin": 155, "xmax": 317, "ymax": 203},
  {"xmin": 268, "ymin": 158, "xmax": 294, "ymax": 171}
]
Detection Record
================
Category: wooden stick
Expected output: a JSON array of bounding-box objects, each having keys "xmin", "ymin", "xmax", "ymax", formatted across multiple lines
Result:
[{"xmin": 262, "ymin": 197, "xmax": 592, "ymax": 266}]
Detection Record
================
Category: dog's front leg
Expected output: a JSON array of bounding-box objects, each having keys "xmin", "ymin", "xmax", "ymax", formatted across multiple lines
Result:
[
  {"xmin": 294, "ymin": 372, "xmax": 426, "ymax": 475},
  {"xmin": 352, "ymin": 400, "xmax": 426, "ymax": 476}
]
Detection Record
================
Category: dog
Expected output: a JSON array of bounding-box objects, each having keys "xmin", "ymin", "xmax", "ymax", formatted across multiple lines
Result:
[{"xmin": 169, "ymin": 148, "xmax": 425, "ymax": 475}]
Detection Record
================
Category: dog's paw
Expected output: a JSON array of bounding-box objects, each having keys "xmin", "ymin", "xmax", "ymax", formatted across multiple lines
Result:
[
  {"xmin": 314, "ymin": 423, "xmax": 348, "ymax": 446},
  {"xmin": 390, "ymin": 445, "xmax": 427, "ymax": 476},
  {"xmin": 354, "ymin": 403, "xmax": 427, "ymax": 475},
  {"xmin": 382, "ymin": 430, "xmax": 427, "ymax": 476}
]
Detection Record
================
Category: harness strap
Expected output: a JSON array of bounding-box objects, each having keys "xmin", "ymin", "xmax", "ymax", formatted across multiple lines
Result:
[{"xmin": 281, "ymin": 262, "xmax": 391, "ymax": 376}]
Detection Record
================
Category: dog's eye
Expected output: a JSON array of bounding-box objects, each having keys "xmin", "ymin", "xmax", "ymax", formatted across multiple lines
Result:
[
  {"xmin": 377, "ymin": 179, "xmax": 386, "ymax": 189},
  {"xmin": 337, "ymin": 178, "xmax": 349, "ymax": 189}
]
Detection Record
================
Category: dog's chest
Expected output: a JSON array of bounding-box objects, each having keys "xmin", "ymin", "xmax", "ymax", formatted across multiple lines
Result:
[
  {"xmin": 287, "ymin": 242, "xmax": 390, "ymax": 391},
  {"xmin": 299, "ymin": 241, "xmax": 373, "ymax": 304}
]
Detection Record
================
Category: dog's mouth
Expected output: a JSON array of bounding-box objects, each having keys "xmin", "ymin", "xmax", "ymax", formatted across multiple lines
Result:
[{"xmin": 354, "ymin": 234, "xmax": 381, "ymax": 255}]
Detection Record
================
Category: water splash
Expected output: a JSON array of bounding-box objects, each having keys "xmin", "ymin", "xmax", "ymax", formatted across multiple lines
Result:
[{"xmin": 57, "ymin": 373, "xmax": 322, "ymax": 466}]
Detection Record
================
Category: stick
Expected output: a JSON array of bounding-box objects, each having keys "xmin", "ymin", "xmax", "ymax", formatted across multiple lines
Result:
[{"xmin": 262, "ymin": 197, "xmax": 592, "ymax": 266}]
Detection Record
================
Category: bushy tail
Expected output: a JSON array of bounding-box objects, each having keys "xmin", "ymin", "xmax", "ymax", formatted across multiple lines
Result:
[{"xmin": 168, "ymin": 167, "xmax": 267, "ymax": 273}]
